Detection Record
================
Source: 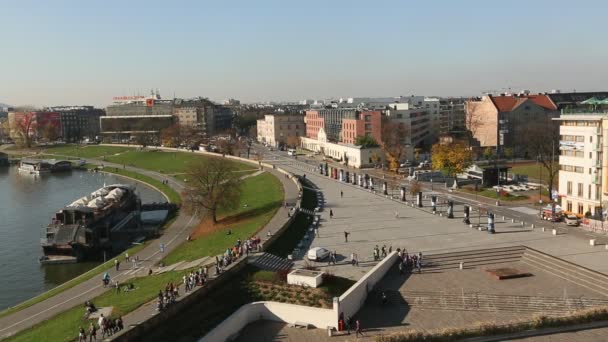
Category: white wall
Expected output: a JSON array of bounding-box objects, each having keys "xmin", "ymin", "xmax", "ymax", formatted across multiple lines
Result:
[
  {"xmin": 199, "ymin": 301, "xmax": 336, "ymax": 342},
  {"xmin": 338, "ymin": 251, "xmax": 398, "ymax": 318}
]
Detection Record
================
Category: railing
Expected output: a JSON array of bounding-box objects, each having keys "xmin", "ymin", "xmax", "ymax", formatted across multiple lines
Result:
[{"xmin": 561, "ymin": 108, "xmax": 608, "ymax": 115}]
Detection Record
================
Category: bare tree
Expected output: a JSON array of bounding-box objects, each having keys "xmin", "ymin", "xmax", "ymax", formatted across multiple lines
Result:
[
  {"xmin": 41, "ymin": 123, "xmax": 60, "ymax": 142},
  {"xmin": 161, "ymin": 124, "xmax": 182, "ymax": 147},
  {"xmin": 518, "ymin": 119, "xmax": 559, "ymax": 198},
  {"xmin": 381, "ymin": 119, "xmax": 410, "ymax": 172},
  {"xmin": 11, "ymin": 112, "xmax": 37, "ymax": 147},
  {"xmin": 182, "ymin": 158, "xmax": 243, "ymax": 223},
  {"xmin": 464, "ymin": 99, "xmax": 483, "ymax": 147}
]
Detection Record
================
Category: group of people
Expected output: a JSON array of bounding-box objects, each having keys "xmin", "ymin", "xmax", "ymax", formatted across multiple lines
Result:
[
  {"xmin": 338, "ymin": 312, "xmax": 363, "ymax": 337},
  {"xmin": 373, "ymin": 245, "xmax": 392, "ymax": 261},
  {"xmin": 184, "ymin": 266, "xmax": 209, "ymax": 293},
  {"xmin": 78, "ymin": 311, "xmax": 123, "ymax": 341},
  {"xmin": 397, "ymin": 250, "xmax": 423, "ymax": 274},
  {"xmin": 217, "ymin": 236, "xmax": 262, "ymax": 274},
  {"xmin": 157, "ymin": 282, "xmax": 180, "ymax": 311}
]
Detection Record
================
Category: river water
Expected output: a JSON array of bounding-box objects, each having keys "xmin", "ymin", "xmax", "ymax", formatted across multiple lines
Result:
[{"xmin": 0, "ymin": 166, "xmax": 165, "ymax": 310}]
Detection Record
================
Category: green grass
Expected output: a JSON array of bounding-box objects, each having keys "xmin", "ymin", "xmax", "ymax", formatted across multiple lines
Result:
[
  {"xmin": 460, "ymin": 187, "xmax": 529, "ymax": 202},
  {"xmin": 266, "ymin": 178, "xmax": 317, "ymax": 257},
  {"xmin": 5, "ymin": 270, "xmax": 183, "ymax": 342},
  {"xmin": 162, "ymin": 173, "xmax": 283, "ymax": 265},
  {"xmin": 0, "ymin": 243, "xmax": 146, "ymax": 320},
  {"xmin": 42, "ymin": 145, "xmax": 133, "ymax": 159},
  {"xmin": 92, "ymin": 166, "xmax": 182, "ymax": 204},
  {"xmin": 104, "ymin": 150, "xmax": 252, "ymax": 174},
  {"xmin": 508, "ymin": 162, "xmax": 558, "ymax": 184}
]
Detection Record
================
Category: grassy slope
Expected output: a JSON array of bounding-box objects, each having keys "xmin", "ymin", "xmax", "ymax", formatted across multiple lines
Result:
[
  {"xmin": 162, "ymin": 173, "xmax": 283, "ymax": 265},
  {"xmin": 93, "ymin": 166, "xmax": 181, "ymax": 204},
  {"xmin": 5, "ymin": 271, "xmax": 183, "ymax": 342},
  {"xmin": 42, "ymin": 145, "xmax": 133, "ymax": 159},
  {"xmin": 508, "ymin": 162, "xmax": 558, "ymax": 184}
]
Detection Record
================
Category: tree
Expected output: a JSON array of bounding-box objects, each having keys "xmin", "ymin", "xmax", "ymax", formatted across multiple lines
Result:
[
  {"xmin": 483, "ymin": 147, "xmax": 495, "ymax": 161},
  {"xmin": 355, "ymin": 135, "xmax": 379, "ymax": 148},
  {"xmin": 286, "ymin": 136, "xmax": 301, "ymax": 149},
  {"xmin": 409, "ymin": 180, "xmax": 422, "ymax": 195},
  {"xmin": 431, "ymin": 142, "xmax": 472, "ymax": 178},
  {"xmin": 0, "ymin": 119, "xmax": 9, "ymax": 142},
  {"xmin": 161, "ymin": 124, "xmax": 182, "ymax": 147},
  {"xmin": 517, "ymin": 120, "xmax": 559, "ymax": 198},
  {"xmin": 182, "ymin": 158, "xmax": 243, "ymax": 223},
  {"xmin": 464, "ymin": 100, "xmax": 483, "ymax": 147},
  {"xmin": 41, "ymin": 123, "xmax": 60, "ymax": 142},
  {"xmin": 381, "ymin": 119, "xmax": 410, "ymax": 173},
  {"xmin": 503, "ymin": 147, "xmax": 514, "ymax": 161},
  {"xmin": 12, "ymin": 112, "xmax": 37, "ymax": 148}
]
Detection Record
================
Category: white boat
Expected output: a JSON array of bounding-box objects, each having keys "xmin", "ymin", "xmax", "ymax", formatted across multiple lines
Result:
[{"xmin": 18, "ymin": 160, "xmax": 52, "ymax": 174}]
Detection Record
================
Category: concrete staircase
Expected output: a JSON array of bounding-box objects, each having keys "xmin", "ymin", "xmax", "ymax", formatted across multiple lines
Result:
[
  {"xmin": 394, "ymin": 290, "xmax": 608, "ymax": 315},
  {"xmin": 422, "ymin": 246, "xmax": 526, "ymax": 272},
  {"xmin": 248, "ymin": 252, "xmax": 294, "ymax": 272},
  {"xmin": 521, "ymin": 248, "xmax": 608, "ymax": 298}
]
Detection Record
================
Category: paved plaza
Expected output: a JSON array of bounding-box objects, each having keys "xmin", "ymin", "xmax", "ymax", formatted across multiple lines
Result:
[{"xmin": 271, "ymin": 157, "xmax": 608, "ymax": 279}]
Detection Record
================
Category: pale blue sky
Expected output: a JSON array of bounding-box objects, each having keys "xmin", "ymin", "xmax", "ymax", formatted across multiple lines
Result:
[{"xmin": 1, "ymin": 0, "xmax": 607, "ymax": 107}]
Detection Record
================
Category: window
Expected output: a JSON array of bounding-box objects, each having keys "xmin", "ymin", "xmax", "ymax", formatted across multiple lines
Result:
[
  {"xmin": 561, "ymin": 165, "xmax": 584, "ymax": 173},
  {"xmin": 590, "ymin": 152, "xmax": 592, "ymax": 159},
  {"xmin": 567, "ymin": 181, "xmax": 572, "ymax": 195},
  {"xmin": 596, "ymin": 185, "xmax": 601, "ymax": 201},
  {"xmin": 589, "ymin": 184, "xmax": 592, "ymax": 199},
  {"xmin": 578, "ymin": 183, "xmax": 583, "ymax": 197},
  {"xmin": 567, "ymin": 201, "xmax": 572, "ymax": 212},
  {"xmin": 591, "ymin": 136, "xmax": 593, "ymax": 143},
  {"xmin": 365, "ymin": 124, "xmax": 372, "ymax": 130},
  {"xmin": 578, "ymin": 204, "xmax": 584, "ymax": 215},
  {"xmin": 364, "ymin": 115, "xmax": 371, "ymax": 122}
]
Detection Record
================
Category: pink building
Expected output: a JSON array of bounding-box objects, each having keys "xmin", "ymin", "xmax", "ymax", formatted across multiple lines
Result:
[
  {"xmin": 341, "ymin": 111, "xmax": 382, "ymax": 144},
  {"xmin": 304, "ymin": 109, "xmax": 382, "ymax": 144}
]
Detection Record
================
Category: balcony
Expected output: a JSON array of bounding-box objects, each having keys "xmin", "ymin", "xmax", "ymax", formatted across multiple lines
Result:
[{"xmin": 592, "ymin": 176, "xmax": 602, "ymax": 184}]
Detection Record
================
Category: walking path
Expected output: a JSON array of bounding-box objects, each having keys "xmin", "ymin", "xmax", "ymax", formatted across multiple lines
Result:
[
  {"xmin": 0, "ymin": 160, "xmax": 196, "ymax": 339},
  {"xmin": 111, "ymin": 166, "xmax": 299, "ymax": 337}
]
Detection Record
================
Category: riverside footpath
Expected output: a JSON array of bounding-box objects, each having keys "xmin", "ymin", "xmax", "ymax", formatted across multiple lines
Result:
[
  {"xmin": 0, "ymin": 159, "xmax": 198, "ymax": 339},
  {"xmin": 0, "ymin": 149, "xmax": 299, "ymax": 340}
]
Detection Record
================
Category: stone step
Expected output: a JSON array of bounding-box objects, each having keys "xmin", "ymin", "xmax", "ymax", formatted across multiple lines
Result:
[
  {"xmin": 522, "ymin": 249, "xmax": 608, "ymax": 291},
  {"xmin": 248, "ymin": 252, "xmax": 294, "ymax": 272},
  {"xmin": 424, "ymin": 246, "xmax": 526, "ymax": 261}
]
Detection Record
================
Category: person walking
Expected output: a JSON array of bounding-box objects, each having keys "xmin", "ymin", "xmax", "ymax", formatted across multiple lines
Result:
[
  {"xmin": 314, "ymin": 227, "xmax": 319, "ymax": 237},
  {"xmin": 78, "ymin": 327, "xmax": 87, "ymax": 342},
  {"xmin": 350, "ymin": 253, "xmax": 356, "ymax": 266},
  {"xmin": 330, "ymin": 209, "xmax": 334, "ymax": 219},
  {"xmin": 125, "ymin": 252, "xmax": 129, "ymax": 263},
  {"xmin": 88, "ymin": 322, "xmax": 97, "ymax": 341},
  {"xmin": 344, "ymin": 231, "xmax": 349, "ymax": 242},
  {"xmin": 114, "ymin": 259, "xmax": 119, "ymax": 271},
  {"xmin": 340, "ymin": 190, "xmax": 343, "ymax": 198},
  {"xmin": 355, "ymin": 319, "xmax": 363, "ymax": 337},
  {"xmin": 346, "ymin": 315, "xmax": 352, "ymax": 335}
]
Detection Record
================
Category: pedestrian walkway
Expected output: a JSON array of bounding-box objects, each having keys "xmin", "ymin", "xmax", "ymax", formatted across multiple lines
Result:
[
  {"xmin": 0, "ymin": 159, "xmax": 197, "ymax": 339},
  {"xmin": 109, "ymin": 166, "xmax": 300, "ymax": 337}
]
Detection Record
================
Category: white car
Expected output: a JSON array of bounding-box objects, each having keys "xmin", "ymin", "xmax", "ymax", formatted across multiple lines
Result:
[
  {"xmin": 307, "ymin": 247, "xmax": 330, "ymax": 261},
  {"xmin": 565, "ymin": 215, "xmax": 579, "ymax": 226}
]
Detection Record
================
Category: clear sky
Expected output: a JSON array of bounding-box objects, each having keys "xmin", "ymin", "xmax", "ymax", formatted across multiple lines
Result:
[{"xmin": 1, "ymin": 0, "xmax": 607, "ymax": 107}]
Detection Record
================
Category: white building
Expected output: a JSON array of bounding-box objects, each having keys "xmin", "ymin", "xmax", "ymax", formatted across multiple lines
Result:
[
  {"xmin": 256, "ymin": 114, "xmax": 305, "ymax": 148},
  {"xmin": 300, "ymin": 128, "xmax": 384, "ymax": 168},
  {"xmin": 555, "ymin": 113, "xmax": 606, "ymax": 217}
]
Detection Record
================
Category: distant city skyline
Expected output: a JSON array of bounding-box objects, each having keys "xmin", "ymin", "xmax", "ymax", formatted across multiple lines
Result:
[{"xmin": 1, "ymin": 0, "xmax": 607, "ymax": 107}]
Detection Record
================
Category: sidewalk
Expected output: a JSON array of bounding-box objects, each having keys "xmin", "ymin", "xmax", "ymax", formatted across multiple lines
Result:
[
  {"xmin": 0, "ymin": 160, "xmax": 197, "ymax": 339},
  {"xmin": 110, "ymin": 166, "xmax": 300, "ymax": 337}
]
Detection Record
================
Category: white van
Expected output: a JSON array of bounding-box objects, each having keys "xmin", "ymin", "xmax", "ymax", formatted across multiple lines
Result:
[{"xmin": 287, "ymin": 149, "xmax": 297, "ymax": 156}]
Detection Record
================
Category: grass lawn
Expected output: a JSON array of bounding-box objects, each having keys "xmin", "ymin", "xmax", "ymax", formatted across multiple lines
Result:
[
  {"xmin": 460, "ymin": 187, "xmax": 529, "ymax": 202},
  {"xmin": 0, "ymin": 243, "xmax": 146, "ymax": 320},
  {"xmin": 508, "ymin": 162, "xmax": 558, "ymax": 184},
  {"xmin": 162, "ymin": 173, "xmax": 283, "ymax": 265},
  {"xmin": 42, "ymin": 145, "xmax": 133, "ymax": 159},
  {"xmin": 93, "ymin": 166, "xmax": 182, "ymax": 204},
  {"xmin": 267, "ymin": 178, "xmax": 317, "ymax": 258},
  {"xmin": 104, "ymin": 150, "xmax": 253, "ymax": 174},
  {"xmin": 5, "ymin": 270, "xmax": 183, "ymax": 342}
]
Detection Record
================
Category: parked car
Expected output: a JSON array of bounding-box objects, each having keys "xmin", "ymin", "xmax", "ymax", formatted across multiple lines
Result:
[
  {"xmin": 307, "ymin": 247, "xmax": 330, "ymax": 261},
  {"xmin": 565, "ymin": 215, "xmax": 580, "ymax": 226}
]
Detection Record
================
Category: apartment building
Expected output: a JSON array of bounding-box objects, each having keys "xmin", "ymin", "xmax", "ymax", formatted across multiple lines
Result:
[
  {"xmin": 555, "ymin": 112, "xmax": 607, "ymax": 217},
  {"xmin": 304, "ymin": 109, "xmax": 381, "ymax": 144},
  {"xmin": 256, "ymin": 114, "xmax": 305, "ymax": 148}
]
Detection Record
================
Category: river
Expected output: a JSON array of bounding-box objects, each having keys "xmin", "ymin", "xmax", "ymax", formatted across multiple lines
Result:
[{"xmin": 0, "ymin": 166, "xmax": 165, "ymax": 310}]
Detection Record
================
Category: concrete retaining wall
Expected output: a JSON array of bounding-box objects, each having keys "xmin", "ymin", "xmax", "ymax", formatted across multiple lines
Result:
[
  {"xmin": 338, "ymin": 251, "xmax": 398, "ymax": 318},
  {"xmin": 199, "ymin": 301, "xmax": 336, "ymax": 342},
  {"xmin": 113, "ymin": 259, "xmax": 248, "ymax": 341}
]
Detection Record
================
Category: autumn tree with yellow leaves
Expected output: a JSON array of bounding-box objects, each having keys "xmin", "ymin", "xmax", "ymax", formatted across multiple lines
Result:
[{"xmin": 431, "ymin": 142, "xmax": 473, "ymax": 179}]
